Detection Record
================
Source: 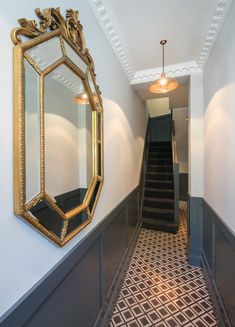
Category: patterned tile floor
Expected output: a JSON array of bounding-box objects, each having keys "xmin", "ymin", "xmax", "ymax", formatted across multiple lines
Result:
[{"xmin": 109, "ymin": 202, "xmax": 219, "ymax": 327}]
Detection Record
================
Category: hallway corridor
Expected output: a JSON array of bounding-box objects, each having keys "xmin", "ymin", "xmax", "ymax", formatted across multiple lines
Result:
[{"xmin": 109, "ymin": 202, "xmax": 218, "ymax": 327}]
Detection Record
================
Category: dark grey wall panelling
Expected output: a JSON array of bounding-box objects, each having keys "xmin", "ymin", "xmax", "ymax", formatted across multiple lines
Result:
[
  {"xmin": 0, "ymin": 188, "xmax": 141, "ymax": 327},
  {"xmin": 103, "ymin": 207, "xmax": 127, "ymax": 298},
  {"xmin": 189, "ymin": 196, "xmax": 235, "ymax": 327},
  {"xmin": 25, "ymin": 240, "xmax": 101, "ymax": 327},
  {"xmin": 188, "ymin": 196, "xmax": 203, "ymax": 266},
  {"xmin": 202, "ymin": 200, "xmax": 235, "ymax": 327},
  {"xmin": 127, "ymin": 191, "xmax": 140, "ymax": 244},
  {"xmin": 179, "ymin": 173, "xmax": 188, "ymax": 200}
]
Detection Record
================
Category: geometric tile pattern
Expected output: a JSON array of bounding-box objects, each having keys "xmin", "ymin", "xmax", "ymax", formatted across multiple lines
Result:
[{"xmin": 109, "ymin": 202, "xmax": 219, "ymax": 327}]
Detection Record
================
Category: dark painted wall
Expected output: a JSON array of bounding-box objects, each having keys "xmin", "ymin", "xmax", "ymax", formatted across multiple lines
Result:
[
  {"xmin": 179, "ymin": 173, "xmax": 188, "ymax": 200},
  {"xmin": 189, "ymin": 196, "xmax": 235, "ymax": 327},
  {"xmin": 202, "ymin": 201, "xmax": 235, "ymax": 327},
  {"xmin": 149, "ymin": 114, "xmax": 172, "ymax": 142},
  {"xmin": 0, "ymin": 188, "xmax": 141, "ymax": 327}
]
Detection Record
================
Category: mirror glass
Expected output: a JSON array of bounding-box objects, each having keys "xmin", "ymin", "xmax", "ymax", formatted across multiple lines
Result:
[
  {"xmin": 26, "ymin": 37, "xmax": 62, "ymax": 70},
  {"xmin": 24, "ymin": 59, "xmax": 41, "ymax": 203},
  {"xmin": 88, "ymin": 71, "xmax": 102, "ymax": 110},
  {"xmin": 44, "ymin": 64, "xmax": 93, "ymax": 213},
  {"xmin": 64, "ymin": 41, "xmax": 87, "ymax": 74}
]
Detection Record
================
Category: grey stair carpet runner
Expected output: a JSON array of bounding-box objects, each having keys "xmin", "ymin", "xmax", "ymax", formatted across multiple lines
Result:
[{"xmin": 142, "ymin": 141, "xmax": 178, "ymax": 233}]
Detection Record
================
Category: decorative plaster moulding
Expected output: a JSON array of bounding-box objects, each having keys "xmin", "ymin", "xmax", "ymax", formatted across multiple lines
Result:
[
  {"xmin": 131, "ymin": 61, "xmax": 200, "ymax": 86},
  {"xmin": 197, "ymin": 0, "xmax": 232, "ymax": 68},
  {"xmin": 88, "ymin": 0, "xmax": 232, "ymax": 85},
  {"xmin": 88, "ymin": 0, "xmax": 135, "ymax": 81}
]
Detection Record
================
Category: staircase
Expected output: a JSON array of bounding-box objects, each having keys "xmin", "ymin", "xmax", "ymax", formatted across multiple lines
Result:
[{"xmin": 142, "ymin": 141, "xmax": 178, "ymax": 233}]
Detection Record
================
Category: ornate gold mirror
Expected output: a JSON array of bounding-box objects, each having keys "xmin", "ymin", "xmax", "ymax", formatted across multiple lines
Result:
[{"xmin": 12, "ymin": 8, "xmax": 103, "ymax": 246}]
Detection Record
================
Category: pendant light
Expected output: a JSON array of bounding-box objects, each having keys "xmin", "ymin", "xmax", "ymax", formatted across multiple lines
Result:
[
  {"xmin": 74, "ymin": 85, "xmax": 99, "ymax": 105},
  {"xmin": 149, "ymin": 40, "xmax": 179, "ymax": 94},
  {"xmin": 74, "ymin": 90, "xmax": 89, "ymax": 105}
]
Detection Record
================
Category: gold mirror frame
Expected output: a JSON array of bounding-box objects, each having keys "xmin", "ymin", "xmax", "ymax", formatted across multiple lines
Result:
[{"xmin": 12, "ymin": 8, "xmax": 104, "ymax": 246}]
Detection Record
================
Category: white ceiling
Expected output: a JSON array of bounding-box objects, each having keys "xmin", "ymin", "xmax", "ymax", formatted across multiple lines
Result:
[
  {"xmin": 88, "ymin": 0, "xmax": 232, "ymax": 85},
  {"xmin": 108, "ymin": 0, "xmax": 216, "ymax": 71}
]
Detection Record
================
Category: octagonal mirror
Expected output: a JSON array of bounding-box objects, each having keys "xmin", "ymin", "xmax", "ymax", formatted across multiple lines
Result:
[{"xmin": 12, "ymin": 8, "xmax": 103, "ymax": 246}]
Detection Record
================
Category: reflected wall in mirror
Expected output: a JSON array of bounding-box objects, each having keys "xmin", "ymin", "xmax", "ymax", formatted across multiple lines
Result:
[{"xmin": 12, "ymin": 8, "xmax": 104, "ymax": 246}]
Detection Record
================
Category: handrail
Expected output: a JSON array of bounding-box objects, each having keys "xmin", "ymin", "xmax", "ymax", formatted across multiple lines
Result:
[
  {"xmin": 139, "ymin": 122, "xmax": 150, "ymax": 220},
  {"xmin": 172, "ymin": 138, "xmax": 178, "ymax": 164},
  {"xmin": 172, "ymin": 119, "xmax": 178, "ymax": 164}
]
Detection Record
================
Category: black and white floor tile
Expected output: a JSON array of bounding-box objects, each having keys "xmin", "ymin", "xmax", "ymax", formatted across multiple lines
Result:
[{"xmin": 109, "ymin": 202, "xmax": 219, "ymax": 327}]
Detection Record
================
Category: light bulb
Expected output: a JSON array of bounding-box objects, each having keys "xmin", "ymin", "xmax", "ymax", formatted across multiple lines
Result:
[
  {"xmin": 159, "ymin": 73, "xmax": 168, "ymax": 86},
  {"xmin": 82, "ymin": 92, "xmax": 88, "ymax": 99}
]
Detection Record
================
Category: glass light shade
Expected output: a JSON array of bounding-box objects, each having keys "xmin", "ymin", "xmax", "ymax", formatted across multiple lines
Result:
[{"xmin": 148, "ymin": 73, "xmax": 179, "ymax": 94}]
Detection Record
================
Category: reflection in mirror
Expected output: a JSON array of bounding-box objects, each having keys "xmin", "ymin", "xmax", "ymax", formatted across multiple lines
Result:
[
  {"xmin": 30, "ymin": 199, "xmax": 63, "ymax": 237},
  {"xmin": 97, "ymin": 112, "xmax": 102, "ymax": 177},
  {"xmin": 89, "ymin": 181, "xmax": 100, "ymax": 213},
  {"xmin": 24, "ymin": 59, "xmax": 40, "ymax": 203},
  {"xmin": 26, "ymin": 37, "xmax": 62, "ymax": 70},
  {"xmin": 66, "ymin": 211, "xmax": 88, "ymax": 235},
  {"xmin": 44, "ymin": 64, "xmax": 93, "ymax": 213},
  {"xmin": 88, "ymin": 71, "xmax": 101, "ymax": 109},
  {"xmin": 64, "ymin": 41, "xmax": 87, "ymax": 74}
]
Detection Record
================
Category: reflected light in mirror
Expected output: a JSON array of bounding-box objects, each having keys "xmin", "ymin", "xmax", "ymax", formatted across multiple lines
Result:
[{"xmin": 74, "ymin": 91, "xmax": 99, "ymax": 105}]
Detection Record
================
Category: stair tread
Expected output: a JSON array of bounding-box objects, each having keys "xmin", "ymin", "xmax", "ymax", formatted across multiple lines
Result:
[
  {"xmin": 146, "ymin": 171, "xmax": 173, "ymax": 176},
  {"xmin": 144, "ymin": 197, "xmax": 174, "ymax": 202},
  {"xmin": 142, "ymin": 218, "xmax": 178, "ymax": 233},
  {"xmin": 149, "ymin": 142, "xmax": 171, "ymax": 145},
  {"xmin": 145, "ymin": 179, "xmax": 173, "ymax": 183},
  {"xmin": 142, "ymin": 217, "xmax": 176, "ymax": 225},
  {"xmin": 145, "ymin": 187, "xmax": 174, "ymax": 192},
  {"xmin": 143, "ymin": 207, "xmax": 174, "ymax": 214},
  {"xmin": 147, "ymin": 165, "xmax": 173, "ymax": 169},
  {"xmin": 148, "ymin": 161, "xmax": 172, "ymax": 164}
]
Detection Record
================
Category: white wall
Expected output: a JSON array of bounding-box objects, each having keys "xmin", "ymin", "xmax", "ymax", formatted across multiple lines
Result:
[
  {"xmin": 172, "ymin": 108, "xmax": 188, "ymax": 173},
  {"xmin": 146, "ymin": 98, "xmax": 170, "ymax": 118},
  {"xmin": 188, "ymin": 72, "xmax": 204, "ymax": 197},
  {"xmin": 0, "ymin": 0, "xmax": 147, "ymax": 318},
  {"xmin": 204, "ymin": 1, "xmax": 235, "ymax": 233},
  {"xmin": 45, "ymin": 77, "xmax": 81, "ymax": 197}
]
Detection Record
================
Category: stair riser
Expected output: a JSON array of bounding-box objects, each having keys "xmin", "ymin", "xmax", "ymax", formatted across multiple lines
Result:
[
  {"xmin": 148, "ymin": 159, "xmax": 172, "ymax": 165},
  {"xmin": 148, "ymin": 153, "xmax": 172, "ymax": 159},
  {"xmin": 144, "ymin": 199, "xmax": 174, "ymax": 209},
  {"xmin": 146, "ymin": 173, "xmax": 173, "ymax": 181},
  {"xmin": 149, "ymin": 142, "xmax": 171, "ymax": 147},
  {"xmin": 146, "ymin": 181, "xmax": 173, "ymax": 189},
  {"xmin": 145, "ymin": 190, "xmax": 174, "ymax": 199},
  {"xmin": 142, "ymin": 211, "xmax": 174, "ymax": 221},
  {"xmin": 149, "ymin": 148, "xmax": 171, "ymax": 153},
  {"xmin": 142, "ymin": 221, "xmax": 178, "ymax": 234},
  {"xmin": 147, "ymin": 166, "xmax": 173, "ymax": 173}
]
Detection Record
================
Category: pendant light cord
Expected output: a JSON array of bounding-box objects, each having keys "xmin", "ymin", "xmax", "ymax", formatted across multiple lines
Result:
[
  {"xmin": 160, "ymin": 39, "xmax": 167, "ymax": 74},
  {"xmin": 162, "ymin": 42, "xmax": 164, "ymax": 74}
]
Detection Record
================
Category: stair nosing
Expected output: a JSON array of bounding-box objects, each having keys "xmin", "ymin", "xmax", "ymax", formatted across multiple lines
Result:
[
  {"xmin": 144, "ymin": 196, "xmax": 174, "ymax": 202},
  {"xmin": 142, "ymin": 218, "xmax": 177, "ymax": 227},
  {"xmin": 143, "ymin": 206, "xmax": 174, "ymax": 212},
  {"xmin": 145, "ymin": 187, "xmax": 174, "ymax": 192},
  {"xmin": 145, "ymin": 179, "xmax": 173, "ymax": 183}
]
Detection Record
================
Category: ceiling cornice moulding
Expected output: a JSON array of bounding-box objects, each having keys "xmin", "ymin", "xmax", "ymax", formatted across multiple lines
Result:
[
  {"xmin": 131, "ymin": 61, "xmax": 200, "ymax": 85},
  {"xmin": 88, "ymin": 0, "xmax": 232, "ymax": 84},
  {"xmin": 88, "ymin": 0, "xmax": 135, "ymax": 81},
  {"xmin": 197, "ymin": 0, "xmax": 232, "ymax": 68}
]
